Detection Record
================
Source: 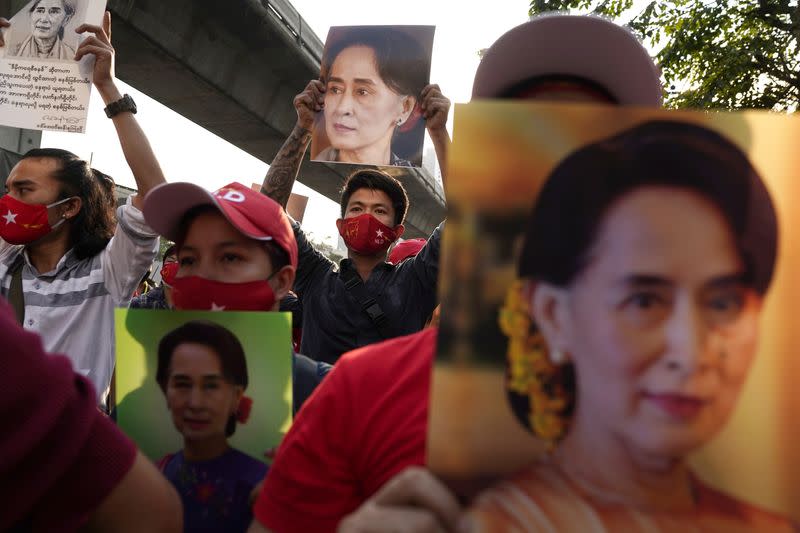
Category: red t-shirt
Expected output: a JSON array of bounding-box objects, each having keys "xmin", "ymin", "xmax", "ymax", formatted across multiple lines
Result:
[
  {"xmin": 254, "ymin": 327, "xmax": 437, "ymax": 533},
  {"xmin": 0, "ymin": 299, "xmax": 137, "ymax": 530}
]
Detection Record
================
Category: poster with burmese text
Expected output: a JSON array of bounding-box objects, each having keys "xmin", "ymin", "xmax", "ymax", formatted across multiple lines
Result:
[
  {"xmin": 0, "ymin": 0, "xmax": 106, "ymax": 132},
  {"xmin": 430, "ymin": 101, "xmax": 800, "ymax": 529}
]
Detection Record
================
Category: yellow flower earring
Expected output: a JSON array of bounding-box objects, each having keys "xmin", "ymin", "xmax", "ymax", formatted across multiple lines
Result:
[{"xmin": 500, "ymin": 280, "xmax": 573, "ymax": 450}]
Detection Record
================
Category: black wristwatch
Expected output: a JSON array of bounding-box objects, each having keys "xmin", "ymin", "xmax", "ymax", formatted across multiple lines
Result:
[{"xmin": 104, "ymin": 94, "xmax": 137, "ymax": 118}]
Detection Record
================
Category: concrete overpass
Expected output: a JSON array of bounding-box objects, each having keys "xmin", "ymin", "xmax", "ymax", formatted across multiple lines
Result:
[{"xmin": 0, "ymin": 0, "xmax": 444, "ymax": 236}]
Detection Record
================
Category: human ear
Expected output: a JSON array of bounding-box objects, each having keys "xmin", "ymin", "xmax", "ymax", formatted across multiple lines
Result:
[
  {"xmin": 528, "ymin": 280, "xmax": 572, "ymax": 364},
  {"xmin": 231, "ymin": 386, "xmax": 244, "ymax": 414},
  {"xmin": 63, "ymin": 196, "xmax": 81, "ymax": 220},
  {"xmin": 271, "ymin": 265, "xmax": 296, "ymax": 302},
  {"xmin": 335, "ymin": 218, "xmax": 344, "ymax": 234},
  {"xmin": 398, "ymin": 96, "xmax": 416, "ymax": 124}
]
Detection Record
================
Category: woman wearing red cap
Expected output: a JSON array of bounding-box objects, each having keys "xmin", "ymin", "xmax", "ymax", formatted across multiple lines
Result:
[{"xmin": 143, "ymin": 181, "xmax": 330, "ymax": 415}]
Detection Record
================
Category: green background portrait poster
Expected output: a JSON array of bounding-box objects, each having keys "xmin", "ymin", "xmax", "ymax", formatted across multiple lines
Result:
[{"xmin": 114, "ymin": 309, "xmax": 293, "ymax": 464}]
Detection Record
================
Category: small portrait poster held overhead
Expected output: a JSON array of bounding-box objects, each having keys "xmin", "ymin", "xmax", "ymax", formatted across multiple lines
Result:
[
  {"xmin": 311, "ymin": 25, "xmax": 435, "ymax": 168},
  {"xmin": 0, "ymin": 0, "xmax": 106, "ymax": 133},
  {"xmin": 429, "ymin": 101, "xmax": 800, "ymax": 530}
]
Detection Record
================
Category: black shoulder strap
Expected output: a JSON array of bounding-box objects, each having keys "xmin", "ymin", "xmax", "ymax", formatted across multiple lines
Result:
[
  {"xmin": 8, "ymin": 259, "xmax": 25, "ymax": 325},
  {"xmin": 340, "ymin": 267, "xmax": 393, "ymax": 339}
]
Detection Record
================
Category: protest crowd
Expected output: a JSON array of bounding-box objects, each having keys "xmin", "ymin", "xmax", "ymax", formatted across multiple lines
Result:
[{"xmin": 0, "ymin": 5, "xmax": 797, "ymax": 533}]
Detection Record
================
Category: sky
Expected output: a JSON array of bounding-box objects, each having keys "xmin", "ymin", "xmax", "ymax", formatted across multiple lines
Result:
[{"xmin": 41, "ymin": 1, "xmax": 530, "ymax": 245}]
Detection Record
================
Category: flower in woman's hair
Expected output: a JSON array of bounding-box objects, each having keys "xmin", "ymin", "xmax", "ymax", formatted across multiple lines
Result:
[{"xmin": 237, "ymin": 396, "xmax": 253, "ymax": 424}]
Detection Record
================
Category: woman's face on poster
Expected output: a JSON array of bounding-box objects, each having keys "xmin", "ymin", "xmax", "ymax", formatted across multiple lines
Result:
[
  {"xmin": 31, "ymin": 0, "xmax": 69, "ymax": 41},
  {"xmin": 324, "ymin": 45, "xmax": 414, "ymax": 155},
  {"xmin": 540, "ymin": 186, "xmax": 761, "ymax": 459},
  {"xmin": 165, "ymin": 342, "xmax": 242, "ymax": 443}
]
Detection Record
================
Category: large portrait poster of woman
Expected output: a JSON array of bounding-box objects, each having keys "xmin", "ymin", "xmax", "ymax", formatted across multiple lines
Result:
[
  {"xmin": 429, "ymin": 101, "xmax": 800, "ymax": 530},
  {"xmin": 310, "ymin": 25, "xmax": 435, "ymax": 168},
  {"xmin": 115, "ymin": 309, "xmax": 293, "ymax": 461},
  {"xmin": 115, "ymin": 308, "xmax": 293, "ymax": 531}
]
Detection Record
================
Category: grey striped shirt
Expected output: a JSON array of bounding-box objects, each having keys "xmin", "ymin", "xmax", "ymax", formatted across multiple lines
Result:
[{"xmin": 0, "ymin": 198, "xmax": 158, "ymax": 406}]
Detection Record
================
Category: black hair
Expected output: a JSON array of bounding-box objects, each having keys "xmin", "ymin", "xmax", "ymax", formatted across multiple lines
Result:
[
  {"xmin": 156, "ymin": 321, "xmax": 249, "ymax": 437},
  {"xmin": 92, "ymin": 169, "xmax": 117, "ymax": 210},
  {"xmin": 176, "ymin": 204, "xmax": 291, "ymax": 273},
  {"xmin": 162, "ymin": 244, "xmax": 177, "ymax": 262},
  {"xmin": 500, "ymin": 74, "xmax": 618, "ymax": 103},
  {"xmin": 339, "ymin": 169, "xmax": 409, "ymax": 226},
  {"xmin": 21, "ymin": 148, "xmax": 115, "ymax": 260},
  {"xmin": 29, "ymin": 0, "xmax": 76, "ymax": 40},
  {"xmin": 263, "ymin": 240, "xmax": 290, "ymax": 272},
  {"xmin": 321, "ymin": 26, "xmax": 429, "ymax": 100},
  {"xmin": 518, "ymin": 120, "xmax": 778, "ymax": 295}
]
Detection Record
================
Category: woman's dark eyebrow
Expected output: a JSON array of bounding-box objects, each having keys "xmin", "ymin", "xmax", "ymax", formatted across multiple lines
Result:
[
  {"xmin": 171, "ymin": 374, "xmax": 223, "ymax": 381},
  {"xmin": 328, "ymin": 76, "xmax": 377, "ymax": 86},
  {"xmin": 617, "ymin": 274, "xmax": 673, "ymax": 288},
  {"xmin": 215, "ymin": 241, "xmax": 247, "ymax": 250},
  {"xmin": 705, "ymin": 273, "xmax": 747, "ymax": 289},
  {"xmin": 616, "ymin": 273, "xmax": 747, "ymax": 289}
]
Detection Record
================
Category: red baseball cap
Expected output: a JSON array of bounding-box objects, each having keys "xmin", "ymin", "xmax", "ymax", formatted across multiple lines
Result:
[
  {"xmin": 143, "ymin": 181, "xmax": 298, "ymax": 268},
  {"xmin": 389, "ymin": 238, "xmax": 427, "ymax": 264}
]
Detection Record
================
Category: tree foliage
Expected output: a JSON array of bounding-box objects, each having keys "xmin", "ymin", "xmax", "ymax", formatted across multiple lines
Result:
[{"xmin": 529, "ymin": 0, "xmax": 800, "ymax": 111}]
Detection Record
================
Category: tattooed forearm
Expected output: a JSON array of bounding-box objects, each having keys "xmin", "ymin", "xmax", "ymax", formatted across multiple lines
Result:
[
  {"xmin": 429, "ymin": 128, "xmax": 451, "ymax": 191},
  {"xmin": 260, "ymin": 124, "xmax": 312, "ymax": 208}
]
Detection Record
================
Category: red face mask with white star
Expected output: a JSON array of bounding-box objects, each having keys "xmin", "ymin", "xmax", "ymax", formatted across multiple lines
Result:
[
  {"xmin": 159, "ymin": 261, "xmax": 179, "ymax": 287},
  {"xmin": 170, "ymin": 276, "xmax": 276, "ymax": 312},
  {"xmin": 0, "ymin": 194, "xmax": 73, "ymax": 245},
  {"xmin": 338, "ymin": 213, "xmax": 398, "ymax": 256}
]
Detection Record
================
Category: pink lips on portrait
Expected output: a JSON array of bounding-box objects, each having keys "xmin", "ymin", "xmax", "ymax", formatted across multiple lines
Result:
[
  {"xmin": 184, "ymin": 419, "xmax": 210, "ymax": 431},
  {"xmin": 645, "ymin": 393, "xmax": 708, "ymax": 420},
  {"xmin": 333, "ymin": 123, "xmax": 356, "ymax": 134}
]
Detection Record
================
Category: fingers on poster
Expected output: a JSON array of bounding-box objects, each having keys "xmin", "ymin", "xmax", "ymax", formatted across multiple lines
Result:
[
  {"xmin": 311, "ymin": 25, "xmax": 435, "ymax": 168},
  {"xmin": 114, "ymin": 309, "xmax": 293, "ymax": 466},
  {"xmin": 0, "ymin": 0, "xmax": 105, "ymax": 133},
  {"xmin": 429, "ymin": 101, "xmax": 800, "ymax": 525}
]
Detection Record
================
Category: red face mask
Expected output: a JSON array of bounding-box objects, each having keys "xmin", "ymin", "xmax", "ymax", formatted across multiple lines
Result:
[
  {"xmin": 159, "ymin": 262, "xmax": 179, "ymax": 287},
  {"xmin": 171, "ymin": 276, "xmax": 276, "ymax": 312},
  {"xmin": 338, "ymin": 213, "xmax": 398, "ymax": 255},
  {"xmin": 0, "ymin": 195, "xmax": 73, "ymax": 245}
]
